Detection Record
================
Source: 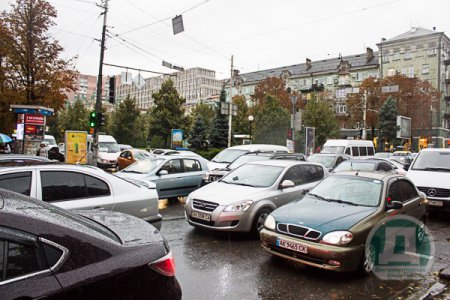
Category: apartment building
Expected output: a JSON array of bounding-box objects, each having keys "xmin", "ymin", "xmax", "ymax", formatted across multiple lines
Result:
[
  {"xmin": 114, "ymin": 67, "xmax": 223, "ymax": 110},
  {"xmin": 227, "ymin": 27, "xmax": 450, "ymax": 148},
  {"xmin": 65, "ymin": 73, "xmax": 112, "ymax": 110}
]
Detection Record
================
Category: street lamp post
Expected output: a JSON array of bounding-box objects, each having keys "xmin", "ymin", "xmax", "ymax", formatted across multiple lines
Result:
[{"xmin": 248, "ymin": 115, "xmax": 254, "ymax": 143}]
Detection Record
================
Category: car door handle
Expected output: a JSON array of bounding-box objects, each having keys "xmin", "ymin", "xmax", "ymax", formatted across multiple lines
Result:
[{"xmin": 94, "ymin": 206, "xmax": 105, "ymax": 211}]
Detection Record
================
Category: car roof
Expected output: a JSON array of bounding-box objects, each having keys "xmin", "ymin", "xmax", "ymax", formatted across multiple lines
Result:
[
  {"xmin": 419, "ymin": 148, "xmax": 450, "ymax": 152},
  {"xmin": 226, "ymin": 144, "xmax": 289, "ymax": 151},
  {"xmin": 0, "ymin": 154, "xmax": 52, "ymax": 161},
  {"xmin": 0, "ymin": 163, "xmax": 107, "ymax": 175},
  {"xmin": 248, "ymin": 160, "xmax": 318, "ymax": 167},
  {"xmin": 330, "ymin": 171, "xmax": 396, "ymax": 181}
]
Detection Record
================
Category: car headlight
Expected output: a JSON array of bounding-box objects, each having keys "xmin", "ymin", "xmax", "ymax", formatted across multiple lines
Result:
[
  {"xmin": 186, "ymin": 195, "xmax": 192, "ymax": 205},
  {"xmin": 264, "ymin": 214, "xmax": 276, "ymax": 230},
  {"xmin": 224, "ymin": 200, "xmax": 253, "ymax": 212},
  {"xmin": 203, "ymin": 173, "xmax": 210, "ymax": 180},
  {"xmin": 98, "ymin": 158, "xmax": 108, "ymax": 163},
  {"xmin": 322, "ymin": 231, "xmax": 353, "ymax": 245}
]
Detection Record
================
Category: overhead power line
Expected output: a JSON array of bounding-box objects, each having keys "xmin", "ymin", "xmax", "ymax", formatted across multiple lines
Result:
[{"xmin": 103, "ymin": 63, "xmax": 171, "ymax": 75}]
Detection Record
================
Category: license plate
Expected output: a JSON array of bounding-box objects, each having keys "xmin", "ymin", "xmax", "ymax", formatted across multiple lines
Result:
[
  {"xmin": 428, "ymin": 200, "xmax": 444, "ymax": 207},
  {"xmin": 191, "ymin": 211, "xmax": 211, "ymax": 221},
  {"xmin": 276, "ymin": 238, "xmax": 308, "ymax": 254}
]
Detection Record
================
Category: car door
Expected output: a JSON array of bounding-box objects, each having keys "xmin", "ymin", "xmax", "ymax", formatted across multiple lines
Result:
[
  {"xmin": 36, "ymin": 170, "xmax": 114, "ymax": 211},
  {"xmin": 0, "ymin": 228, "xmax": 63, "ymax": 299},
  {"xmin": 397, "ymin": 179, "xmax": 426, "ymax": 219},
  {"xmin": 155, "ymin": 159, "xmax": 184, "ymax": 198},
  {"xmin": 181, "ymin": 159, "xmax": 204, "ymax": 194}
]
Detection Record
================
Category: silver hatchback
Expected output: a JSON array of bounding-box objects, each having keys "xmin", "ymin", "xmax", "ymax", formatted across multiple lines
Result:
[{"xmin": 185, "ymin": 160, "xmax": 328, "ymax": 235}]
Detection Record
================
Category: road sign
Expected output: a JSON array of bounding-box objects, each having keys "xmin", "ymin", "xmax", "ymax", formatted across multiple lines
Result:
[{"xmin": 220, "ymin": 102, "xmax": 237, "ymax": 116}]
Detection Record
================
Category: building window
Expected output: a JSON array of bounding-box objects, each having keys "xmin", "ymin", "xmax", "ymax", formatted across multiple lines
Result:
[
  {"xmin": 422, "ymin": 64, "xmax": 429, "ymax": 74},
  {"xmin": 408, "ymin": 67, "xmax": 415, "ymax": 78},
  {"xmin": 393, "ymin": 53, "xmax": 400, "ymax": 61},
  {"xmin": 428, "ymin": 43, "xmax": 437, "ymax": 55},
  {"xmin": 404, "ymin": 51, "xmax": 412, "ymax": 59},
  {"xmin": 382, "ymin": 55, "xmax": 390, "ymax": 63},
  {"xmin": 327, "ymin": 76, "xmax": 333, "ymax": 85},
  {"xmin": 336, "ymin": 103, "xmax": 347, "ymax": 114},
  {"xmin": 355, "ymin": 73, "xmax": 363, "ymax": 82},
  {"xmin": 336, "ymin": 89, "xmax": 347, "ymax": 99},
  {"xmin": 401, "ymin": 68, "xmax": 407, "ymax": 76}
]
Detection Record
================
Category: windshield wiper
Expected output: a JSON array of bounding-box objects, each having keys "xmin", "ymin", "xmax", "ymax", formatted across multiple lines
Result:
[
  {"xmin": 230, "ymin": 182, "xmax": 255, "ymax": 187},
  {"xmin": 307, "ymin": 193, "xmax": 327, "ymax": 202},
  {"xmin": 422, "ymin": 167, "xmax": 450, "ymax": 172},
  {"xmin": 326, "ymin": 198, "xmax": 359, "ymax": 206},
  {"xmin": 121, "ymin": 170, "xmax": 142, "ymax": 174}
]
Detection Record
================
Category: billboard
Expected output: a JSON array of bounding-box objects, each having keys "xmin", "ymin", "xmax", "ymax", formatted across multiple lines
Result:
[
  {"xmin": 171, "ymin": 129, "xmax": 183, "ymax": 149},
  {"xmin": 65, "ymin": 131, "xmax": 88, "ymax": 164},
  {"xmin": 396, "ymin": 116, "xmax": 411, "ymax": 139}
]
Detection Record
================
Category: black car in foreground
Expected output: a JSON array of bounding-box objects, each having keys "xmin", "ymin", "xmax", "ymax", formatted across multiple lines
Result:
[{"xmin": 0, "ymin": 188, "xmax": 181, "ymax": 299}]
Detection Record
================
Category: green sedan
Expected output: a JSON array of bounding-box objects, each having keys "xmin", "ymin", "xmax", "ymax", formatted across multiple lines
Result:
[{"xmin": 260, "ymin": 171, "xmax": 428, "ymax": 275}]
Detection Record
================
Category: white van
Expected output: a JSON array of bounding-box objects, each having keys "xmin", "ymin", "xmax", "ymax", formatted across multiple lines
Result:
[
  {"xmin": 321, "ymin": 139, "xmax": 375, "ymax": 157},
  {"xmin": 87, "ymin": 134, "xmax": 121, "ymax": 170},
  {"xmin": 43, "ymin": 135, "xmax": 57, "ymax": 148},
  {"xmin": 208, "ymin": 144, "xmax": 289, "ymax": 170}
]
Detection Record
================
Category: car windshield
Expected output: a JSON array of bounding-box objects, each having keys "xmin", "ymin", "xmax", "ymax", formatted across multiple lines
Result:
[
  {"xmin": 122, "ymin": 158, "xmax": 164, "ymax": 173},
  {"xmin": 321, "ymin": 146, "xmax": 345, "ymax": 154},
  {"xmin": 43, "ymin": 137, "xmax": 57, "ymax": 146},
  {"xmin": 307, "ymin": 155, "xmax": 335, "ymax": 168},
  {"xmin": 411, "ymin": 151, "xmax": 450, "ymax": 171},
  {"xmin": 309, "ymin": 175, "xmax": 383, "ymax": 207},
  {"xmin": 133, "ymin": 151, "xmax": 151, "ymax": 160},
  {"xmin": 374, "ymin": 152, "xmax": 391, "ymax": 158},
  {"xmin": 333, "ymin": 161, "xmax": 375, "ymax": 172},
  {"xmin": 211, "ymin": 149, "xmax": 248, "ymax": 163},
  {"xmin": 221, "ymin": 164, "xmax": 284, "ymax": 187},
  {"xmin": 99, "ymin": 142, "xmax": 119, "ymax": 153},
  {"xmin": 228, "ymin": 155, "xmax": 271, "ymax": 169}
]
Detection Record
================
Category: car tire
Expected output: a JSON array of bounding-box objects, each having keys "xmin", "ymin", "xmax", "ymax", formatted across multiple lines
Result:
[
  {"xmin": 251, "ymin": 208, "xmax": 272, "ymax": 237},
  {"xmin": 358, "ymin": 240, "xmax": 378, "ymax": 276}
]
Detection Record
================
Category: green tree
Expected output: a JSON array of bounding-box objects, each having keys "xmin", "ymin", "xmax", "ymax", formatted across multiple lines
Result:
[
  {"xmin": 378, "ymin": 96, "xmax": 399, "ymax": 146},
  {"xmin": 110, "ymin": 96, "xmax": 141, "ymax": 145},
  {"xmin": 232, "ymin": 95, "xmax": 250, "ymax": 135},
  {"xmin": 253, "ymin": 95, "xmax": 290, "ymax": 145},
  {"xmin": 210, "ymin": 89, "xmax": 229, "ymax": 148},
  {"xmin": 302, "ymin": 93, "xmax": 339, "ymax": 147},
  {"xmin": 191, "ymin": 100, "xmax": 215, "ymax": 133},
  {"xmin": 148, "ymin": 79, "xmax": 189, "ymax": 148},
  {"xmin": 188, "ymin": 116, "xmax": 208, "ymax": 150},
  {"xmin": 53, "ymin": 99, "xmax": 89, "ymax": 141}
]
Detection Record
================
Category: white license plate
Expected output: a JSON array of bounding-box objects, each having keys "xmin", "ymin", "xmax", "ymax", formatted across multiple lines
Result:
[
  {"xmin": 276, "ymin": 238, "xmax": 308, "ymax": 254},
  {"xmin": 428, "ymin": 200, "xmax": 444, "ymax": 207},
  {"xmin": 191, "ymin": 211, "xmax": 211, "ymax": 221}
]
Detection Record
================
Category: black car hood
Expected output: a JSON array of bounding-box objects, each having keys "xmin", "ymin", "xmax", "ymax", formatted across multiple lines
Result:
[{"xmin": 76, "ymin": 210, "xmax": 164, "ymax": 246}]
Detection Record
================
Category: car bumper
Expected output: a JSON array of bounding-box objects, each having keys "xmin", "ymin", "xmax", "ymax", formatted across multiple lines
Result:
[
  {"xmin": 260, "ymin": 228, "xmax": 364, "ymax": 272},
  {"xmin": 184, "ymin": 205, "xmax": 254, "ymax": 232},
  {"xmin": 427, "ymin": 197, "xmax": 450, "ymax": 212},
  {"xmin": 97, "ymin": 161, "xmax": 117, "ymax": 170}
]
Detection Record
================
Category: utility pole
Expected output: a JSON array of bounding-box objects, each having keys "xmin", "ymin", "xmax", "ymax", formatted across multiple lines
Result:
[
  {"xmin": 227, "ymin": 55, "xmax": 233, "ymax": 147},
  {"xmin": 92, "ymin": 0, "xmax": 109, "ymax": 166},
  {"xmin": 362, "ymin": 90, "xmax": 367, "ymax": 139}
]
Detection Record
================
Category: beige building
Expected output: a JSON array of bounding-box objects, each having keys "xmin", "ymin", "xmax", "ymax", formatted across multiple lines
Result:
[{"xmin": 114, "ymin": 67, "xmax": 223, "ymax": 111}]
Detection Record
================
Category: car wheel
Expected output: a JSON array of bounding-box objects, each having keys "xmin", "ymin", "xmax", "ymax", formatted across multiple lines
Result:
[
  {"xmin": 251, "ymin": 208, "xmax": 272, "ymax": 237},
  {"xmin": 358, "ymin": 243, "xmax": 376, "ymax": 276}
]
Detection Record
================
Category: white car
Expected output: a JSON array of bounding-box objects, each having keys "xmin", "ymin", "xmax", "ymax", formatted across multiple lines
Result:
[
  {"xmin": 406, "ymin": 148, "xmax": 450, "ymax": 212},
  {"xmin": 0, "ymin": 164, "xmax": 162, "ymax": 229}
]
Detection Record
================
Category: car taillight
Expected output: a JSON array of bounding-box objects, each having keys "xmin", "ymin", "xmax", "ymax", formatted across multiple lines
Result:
[{"xmin": 148, "ymin": 252, "xmax": 176, "ymax": 277}]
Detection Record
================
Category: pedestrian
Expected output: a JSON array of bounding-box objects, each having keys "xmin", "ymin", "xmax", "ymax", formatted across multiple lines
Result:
[
  {"xmin": 0, "ymin": 143, "xmax": 11, "ymax": 154},
  {"xmin": 36, "ymin": 142, "xmax": 49, "ymax": 158}
]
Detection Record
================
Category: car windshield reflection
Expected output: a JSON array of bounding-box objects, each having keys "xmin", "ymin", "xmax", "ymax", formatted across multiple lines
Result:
[
  {"xmin": 309, "ymin": 176, "xmax": 383, "ymax": 207},
  {"xmin": 122, "ymin": 158, "xmax": 164, "ymax": 174}
]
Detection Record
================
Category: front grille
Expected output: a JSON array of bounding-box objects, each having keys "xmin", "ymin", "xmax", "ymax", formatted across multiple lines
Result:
[
  {"xmin": 277, "ymin": 223, "xmax": 322, "ymax": 241},
  {"xmin": 208, "ymin": 174, "xmax": 223, "ymax": 182},
  {"xmin": 417, "ymin": 186, "xmax": 450, "ymax": 198},
  {"xmin": 192, "ymin": 199, "xmax": 219, "ymax": 212}
]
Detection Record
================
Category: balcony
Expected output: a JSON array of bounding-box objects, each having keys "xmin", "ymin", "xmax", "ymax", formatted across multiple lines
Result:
[
  {"xmin": 299, "ymin": 84, "xmax": 324, "ymax": 93},
  {"xmin": 445, "ymin": 96, "xmax": 450, "ymax": 102}
]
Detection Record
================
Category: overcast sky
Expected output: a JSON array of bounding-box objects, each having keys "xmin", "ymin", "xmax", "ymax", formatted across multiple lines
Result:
[{"xmin": 2, "ymin": 0, "xmax": 450, "ymax": 79}]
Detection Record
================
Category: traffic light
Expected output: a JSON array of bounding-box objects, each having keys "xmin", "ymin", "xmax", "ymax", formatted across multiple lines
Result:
[
  {"xmin": 108, "ymin": 76, "xmax": 115, "ymax": 104},
  {"xmin": 98, "ymin": 112, "xmax": 106, "ymax": 127},
  {"xmin": 89, "ymin": 111, "xmax": 97, "ymax": 128}
]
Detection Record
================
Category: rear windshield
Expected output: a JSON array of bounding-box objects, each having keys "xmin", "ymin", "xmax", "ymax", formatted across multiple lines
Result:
[
  {"xmin": 308, "ymin": 155, "xmax": 335, "ymax": 168},
  {"xmin": 211, "ymin": 149, "xmax": 248, "ymax": 164},
  {"xmin": 333, "ymin": 161, "xmax": 376, "ymax": 172},
  {"xmin": 228, "ymin": 155, "xmax": 271, "ymax": 169}
]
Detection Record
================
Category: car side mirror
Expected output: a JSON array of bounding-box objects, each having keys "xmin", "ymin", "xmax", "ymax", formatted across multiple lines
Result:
[
  {"xmin": 159, "ymin": 170, "xmax": 168, "ymax": 176},
  {"xmin": 280, "ymin": 180, "xmax": 295, "ymax": 189},
  {"xmin": 387, "ymin": 200, "xmax": 403, "ymax": 210}
]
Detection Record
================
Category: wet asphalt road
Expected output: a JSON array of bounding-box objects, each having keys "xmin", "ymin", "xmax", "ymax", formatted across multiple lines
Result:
[{"xmin": 159, "ymin": 201, "xmax": 450, "ymax": 300}]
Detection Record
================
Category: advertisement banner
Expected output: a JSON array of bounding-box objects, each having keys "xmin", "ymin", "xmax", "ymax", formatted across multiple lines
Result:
[
  {"xmin": 171, "ymin": 129, "xmax": 183, "ymax": 149},
  {"xmin": 25, "ymin": 114, "xmax": 45, "ymax": 125},
  {"xmin": 65, "ymin": 131, "xmax": 88, "ymax": 164}
]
